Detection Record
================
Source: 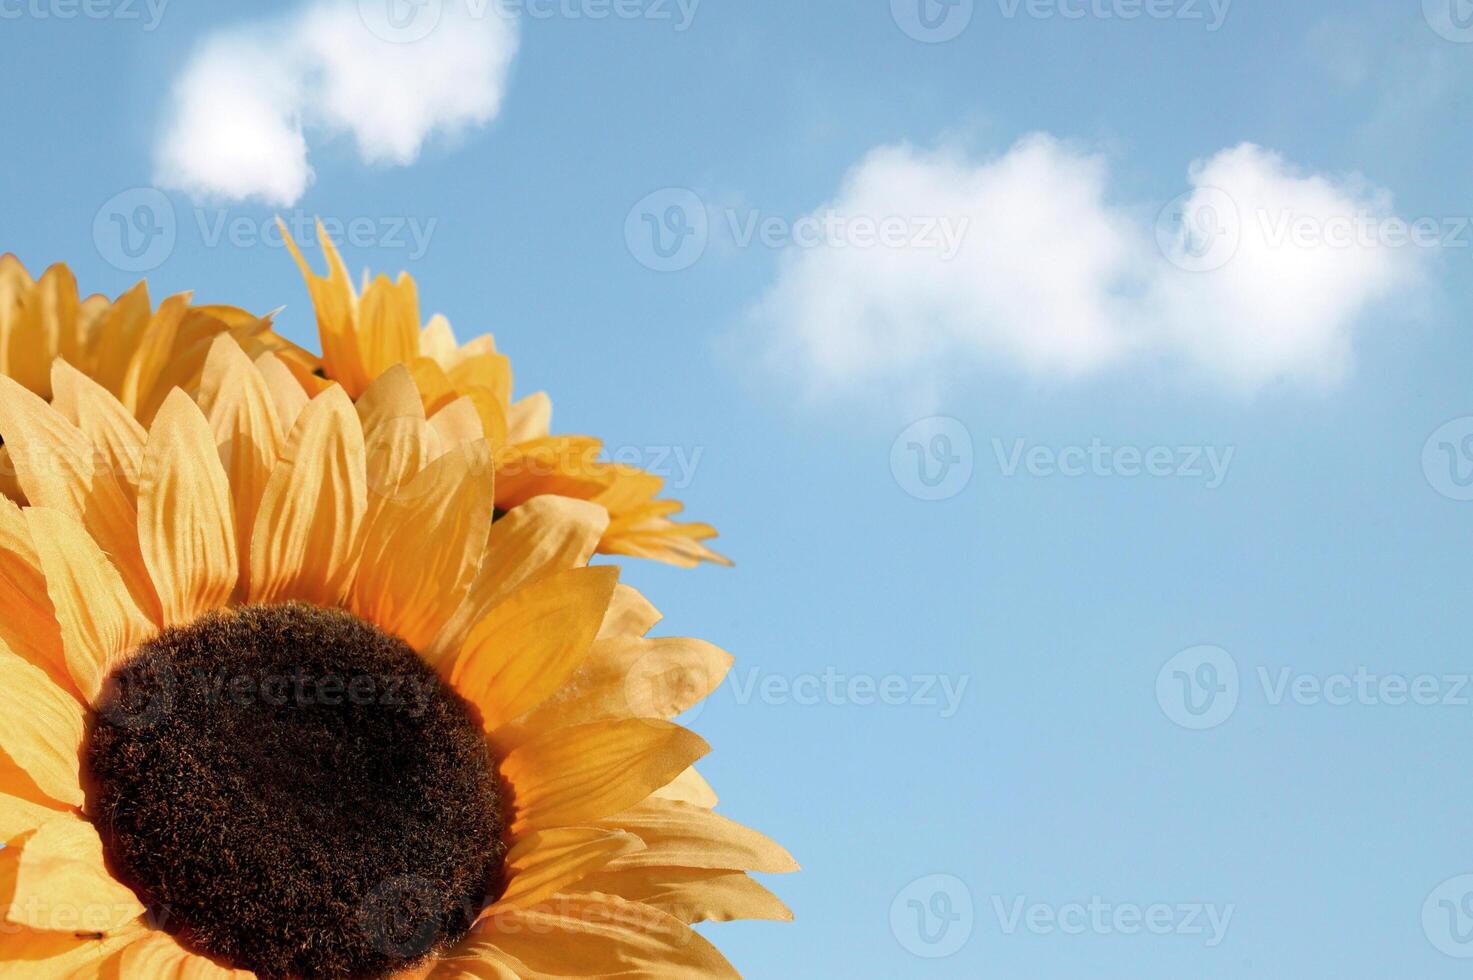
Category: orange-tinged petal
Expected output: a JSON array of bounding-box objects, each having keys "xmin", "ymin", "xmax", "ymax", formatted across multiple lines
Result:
[
  {"xmin": 249, "ymin": 387, "xmax": 367, "ymax": 606},
  {"xmin": 446, "ymin": 353, "xmax": 512, "ymax": 407},
  {"xmin": 593, "ymin": 800, "xmax": 798, "ymax": 875},
  {"xmin": 281, "ymin": 219, "xmax": 371, "ymax": 397},
  {"xmin": 460, "ymin": 893, "xmax": 739, "ymax": 979},
  {"xmin": 49, "ymin": 360, "xmax": 146, "ymax": 503},
  {"xmin": 0, "ymin": 814, "xmax": 145, "ymax": 934},
  {"xmin": 449, "ymin": 566, "xmax": 618, "ymax": 729},
  {"xmin": 25, "ymin": 508, "xmax": 153, "ymax": 704},
  {"xmin": 137, "ymin": 391, "xmax": 239, "ymax": 626},
  {"xmin": 493, "ymin": 437, "xmax": 608, "ymax": 509},
  {"xmin": 491, "ymin": 827, "xmax": 644, "ymax": 914},
  {"xmin": 0, "ymin": 645, "xmax": 85, "ymax": 808},
  {"xmin": 598, "ymin": 584, "xmax": 663, "ymax": 641},
  {"xmin": 429, "ymin": 497, "xmax": 607, "ymax": 664},
  {"xmin": 84, "ymin": 280, "xmax": 152, "ymax": 397},
  {"xmin": 0, "ymin": 376, "xmax": 160, "ymax": 622},
  {"xmin": 357, "ymin": 272, "xmax": 422, "ymax": 380},
  {"xmin": 574, "ymin": 868, "xmax": 792, "ymax": 925},
  {"xmin": 197, "ymin": 336, "xmax": 285, "ymax": 596},
  {"xmin": 350, "ymin": 443, "xmax": 496, "ymax": 651},
  {"xmin": 116, "ymin": 292, "xmax": 189, "ymax": 421},
  {"xmin": 0, "ymin": 497, "xmax": 69, "ymax": 694},
  {"xmin": 100, "ymin": 929, "xmax": 254, "ymax": 979},
  {"xmin": 406, "ymin": 357, "xmax": 459, "ymax": 416},
  {"xmin": 500, "ymin": 719, "xmax": 708, "ymax": 832}
]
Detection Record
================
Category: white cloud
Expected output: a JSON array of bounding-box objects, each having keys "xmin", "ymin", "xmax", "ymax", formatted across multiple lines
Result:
[
  {"xmin": 751, "ymin": 137, "xmax": 1422, "ymax": 398},
  {"xmin": 155, "ymin": 2, "xmax": 518, "ymax": 206}
]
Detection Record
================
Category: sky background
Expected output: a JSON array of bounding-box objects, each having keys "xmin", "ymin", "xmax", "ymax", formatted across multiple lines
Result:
[{"xmin": 5, "ymin": 1, "xmax": 1473, "ymax": 976}]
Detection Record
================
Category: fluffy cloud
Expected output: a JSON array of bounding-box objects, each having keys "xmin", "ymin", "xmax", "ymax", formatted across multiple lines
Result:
[
  {"xmin": 155, "ymin": 2, "xmax": 518, "ymax": 206},
  {"xmin": 752, "ymin": 136, "xmax": 1421, "ymax": 396}
]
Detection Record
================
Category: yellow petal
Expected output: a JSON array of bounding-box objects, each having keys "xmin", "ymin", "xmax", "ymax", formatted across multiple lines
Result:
[
  {"xmin": 429, "ymin": 397, "xmax": 485, "ymax": 454},
  {"xmin": 357, "ymin": 272, "xmax": 422, "ymax": 380},
  {"xmin": 0, "ymin": 925, "xmax": 140, "ymax": 979},
  {"xmin": 115, "ymin": 293, "xmax": 191, "ymax": 422},
  {"xmin": 101, "ymin": 930, "xmax": 254, "ymax": 979},
  {"xmin": 49, "ymin": 360, "xmax": 145, "ymax": 503},
  {"xmin": 356, "ymin": 365, "xmax": 439, "ymax": 507},
  {"xmin": 350, "ymin": 443, "xmax": 496, "ymax": 651},
  {"xmin": 513, "ymin": 635, "xmax": 731, "ymax": 740},
  {"xmin": 491, "ymin": 827, "xmax": 644, "ymax": 914},
  {"xmin": 0, "ymin": 814, "xmax": 144, "ymax": 934},
  {"xmin": 0, "ymin": 793, "xmax": 69, "ymax": 847},
  {"xmin": 249, "ymin": 387, "xmax": 367, "ymax": 606},
  {"xmin": 493, "ymin": 437, "xmax": 608, "ymax": 509},
  {"xmin": 593, "ymin": 800, "xmax": 798, "ymax": 874},
  {"xmin": 449, "ymin": 566, "xmax": 618, "ymax": 729},
  {"xmin": 253, "ymin": 351, "xmax": 309, "ymax": 435},
  {"xmin": 445, "ymin": 352, "xmax": 512, "ymax": 407},
  {"xmin": 25, "ymin": 508, "xmax": 153, "ymax": 704},
  {"xmin": 138, "ymin": 391, "xmax": 238, "ymax": 626},
  {"xmin": 0, "ymin": 497, "xmax": 70, "ymax": 695},
  {"xmin": 429, "ymin": 497, "xmax": 607, "ymax": 664},
  {"xmin": 597, "ymin": 584, "xmax": 663, "ymax": 641},
  {"xmin": 501, "ymin": 720, "xmax": 708, "ymax": 832},
  {"xmin": 0, "ymin": 644, "xmax": 85, "ymax": 808},
  {"xmin": 574, "ymin": 868, "xmax": 792, "ymax": 925},
  {"xmin": 505, "ymin": 392, "xmax": 551, "ymax": 445},
  {"xmin": 456, "ymin": 894, "xmax": 739, "ymax": 979},
  {"xmin": 84, "ymin": 279, "xmax": 153, "ymax": 397},
  {"xmin": 197, "ymin": 336, "xmax": 285, "ymax": 596},
  {"xmin": 281, "ymin": 219, "xmax": 372, "ymax": 397},
  {"xmin": 0, "ymin": 376, "xmax": 160, "ymax": 622},
  {"xmin": 651, "ymin": 768, "xmax": 717, "ymax": 809}
]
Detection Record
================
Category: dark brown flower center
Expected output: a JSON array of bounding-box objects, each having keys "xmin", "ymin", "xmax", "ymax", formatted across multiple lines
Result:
[{"xmin": 84, "ymin": 603, "xmax": 504, "ymax": 980}]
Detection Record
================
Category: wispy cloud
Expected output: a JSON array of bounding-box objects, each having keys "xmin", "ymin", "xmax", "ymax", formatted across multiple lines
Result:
[
  {"xmin": 748, "ymin": 136, "xmax": 1422, "ymax": 400},
  {"xmin": 155, "ymin": 1, "xmax": 518, "ymax": 206}
]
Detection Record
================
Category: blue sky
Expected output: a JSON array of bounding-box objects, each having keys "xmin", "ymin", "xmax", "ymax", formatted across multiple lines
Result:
[{"xmin": 6, "ymin": 0, "xmax": 1473, "ymax": 976}]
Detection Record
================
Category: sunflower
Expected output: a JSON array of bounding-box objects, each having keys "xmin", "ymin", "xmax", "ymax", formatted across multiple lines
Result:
[
  {"xmin": 0, "ymin": 338, "xmax": 792, "ymax": 978},
  {"xmin": 277, "ymin": 223, "xmax": 728, "ymax": 569}
]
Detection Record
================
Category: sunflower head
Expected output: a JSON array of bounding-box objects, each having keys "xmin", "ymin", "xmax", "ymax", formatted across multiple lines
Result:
[{"xmin": 0, "ymin": 338, "xmax": 792, "ymax": 978}]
